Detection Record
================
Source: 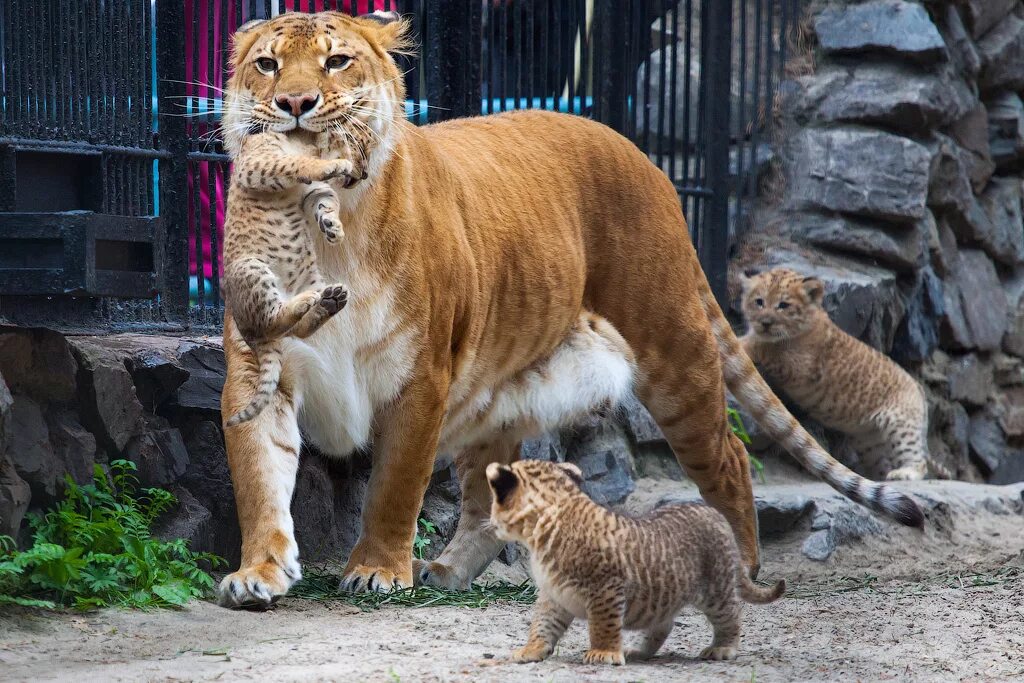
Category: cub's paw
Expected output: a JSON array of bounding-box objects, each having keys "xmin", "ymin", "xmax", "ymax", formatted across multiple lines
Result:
[
  {"xmin": 316, "ymin": 208, "xmax": 344, "ymax": 243},
  {"xmin": 217, "ymin": 558, "xmax": 301, "ymax": 610},
  {"xmin": 412, "ymin": 559, "xmax": 473, "ymax": 590},
  {"xmin": 625, "ymin": 648, "xmax": 656, "ymax": 662},
  {"xmin": 886, "ymin": 465, "xmax": 926, "ymax": 481},
  {"xmin": 316, "ymin": 284, "xmax": 349, "ymax": 316},
  {"xmin": 511, "ymin": 643, "xmax": 552, "ymax": 663},
  {"xmin": 583, "ymin": 649, "xmax": 625, "ymax": 666},
  {"xmin": 339, "ymin": 564, "xmax": 412, "ymax": 594},
  {"xmin": 298, "ymin": 159, "xmax": 355, "ymax": 184},
  {"xmin": 699, "ymin": 646, "xmax": 738, "ymax": 661}
]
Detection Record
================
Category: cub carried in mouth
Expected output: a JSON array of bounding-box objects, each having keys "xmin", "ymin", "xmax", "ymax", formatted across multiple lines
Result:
[
  {"xmin": 487, "ymin": 459, "xmax": 785, "ymax": 665},
  {"xmin": 221, "ymin": 129, "xmax": 364, "ymax": 426}
]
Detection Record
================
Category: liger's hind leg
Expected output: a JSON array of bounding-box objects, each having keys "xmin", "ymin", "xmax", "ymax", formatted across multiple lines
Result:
[{"xmin": 414, "ymin": 438, "xmax": 520, "ymax": 589}]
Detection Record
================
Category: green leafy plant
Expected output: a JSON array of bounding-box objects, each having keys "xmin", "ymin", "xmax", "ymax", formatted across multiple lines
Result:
[
  {"xmin": 728, "ymin": 408, "xmax": 765, "ymax": 483},
  {"xmin": 413, "ymin": 517, "xmax": 437, "ymax": 560},
  {"xmin": 0, "ymin": 460, "xmax": 223, "ymax": 611}
]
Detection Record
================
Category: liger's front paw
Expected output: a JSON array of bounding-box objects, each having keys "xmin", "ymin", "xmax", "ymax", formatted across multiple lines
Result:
[
  {"xmin": 412, "ymin": 558, "xmax": 473, "ymax": 590},
  {"xmin": 217, "ymin": 558, "xmax": 301, "ymax": 610},
  {"xmin": 339, "ymin": 564, "xmax": 412, "ymax": 594},
  {"xmin": 583, "ymin": 649, "xmax": 625, "ymax": 666}
]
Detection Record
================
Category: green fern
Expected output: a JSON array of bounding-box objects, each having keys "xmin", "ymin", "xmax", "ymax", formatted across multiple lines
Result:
[
  {"xmin": 728, "ymin": 408, "xmax": 766, "ymax": 483},
  {"xmin": 0, "ymin": 460, "xmax": 223, "ymax": 611}
]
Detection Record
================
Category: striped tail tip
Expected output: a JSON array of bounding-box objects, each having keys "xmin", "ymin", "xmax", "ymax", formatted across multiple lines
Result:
[{"xmin": 891, "ymin": 493, "xmax": 925, "ymax": 528}]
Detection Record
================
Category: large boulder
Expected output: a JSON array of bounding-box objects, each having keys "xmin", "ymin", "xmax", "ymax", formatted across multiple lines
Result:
[
  {"xmin": 566, "ymin": 419, "xmax": 636, "ymax": 506},
  {"xmin": 928, "ymin": 136, "xmax": 999, "ymax": 251},
  {"xmin": 814, "ymin": 1, "xmax": 948, "ymax": 64},
  {"xmin": 8, "ymin": 396, "xmax": 60, "ymax": 501},
  {"xmin": 0, "ymin": 329, "xmax": 78, "ymax": 404},
  {"xmin": 892, "ymin": 265, "xmax": 944, "ymax": 363},
  {"xmin": 0, "ymin": 372, "xmax": 29, "ymax": 538},
  {"xmin": 940, "ymin": 3, "xmax": 981, "ymax": 77},
  {"xmin": 171, "ymin": 343, "xmax": 226, "ymax": 415},
  {"xmin": 69, "ymin": 338, "xmax": 146, "ymax": 453},
  {"xmin": 946, "ymin": 353, "xmax": 995, "ymax": 407},
  {"xmin": 959, "ymin": 0, "xmax": 1020, "ymax": 40},
  {"xmin": 947, "ymin": 103, "xmax": 996, "ymax": 193},
  {"xmin": 45, "ymin": 410, "xmax": 96, "ymax": 487},
  {"xmin": 817, "ymin": 64, "xmax": 974, "ymax": 132},
  {"xmin": 977, "ymin": 13, "xmax": 1024, "ymax": 93},
  {"xmin": 124, "ymin": 425, "xmax": 190, "ymax": 489},
  {"xmin": 786, "ymin": 128, "xmax": 931, "ymax": 223},
  {"xmin": 977, "ymin": 178, "xmax": 1024, "ymax": 266},
  {"xmin": 790, "ymin": 212, "xmax": 926, "ymax": 272},
  {"xmin": 941, "ymin": 248, "xmax": 1009, "ymax": 351}
]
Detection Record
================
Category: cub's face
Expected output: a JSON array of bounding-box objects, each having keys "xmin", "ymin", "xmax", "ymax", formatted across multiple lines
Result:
[
  {"xmin": 740, "ymin": 268, "xmax": 825, "ymax": 341},
  {"xmin": 486, "ymin": 460, "xmax": 583, "ymax": 544},
  {"xmin": 223, "ymin": 11, "xmax": 408, "ymax": 152}
]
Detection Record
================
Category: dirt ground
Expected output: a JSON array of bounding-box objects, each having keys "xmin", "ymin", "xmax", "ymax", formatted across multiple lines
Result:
[{"xmin": 2, "ymin": 479, "xmax": 1024, "ymax": 683}]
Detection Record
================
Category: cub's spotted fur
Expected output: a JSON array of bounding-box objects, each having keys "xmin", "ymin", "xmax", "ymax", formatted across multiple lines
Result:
[
  {"xmin": 740, "ymin": 268, "xmax": 934, "ymax": 480},
  {"xmin": 221, "ymin": 130, "xmax": 360, "ymax": 426},
  {"xmin": 488, "ymin": 460, "xmax": 785, "ymax": 665}
]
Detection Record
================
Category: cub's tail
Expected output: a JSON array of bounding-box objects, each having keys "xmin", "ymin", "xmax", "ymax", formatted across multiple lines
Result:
[
  {"xmin": 697, "ymin": 276, "xmax": 925, "ymax": 528},
  {"xmin": 738, "ymin": 570, "xmax": 786, "ymax": 604},
  {"xmin": 225, "ymin": 338, "xmax": 282, "ymax": 427}
]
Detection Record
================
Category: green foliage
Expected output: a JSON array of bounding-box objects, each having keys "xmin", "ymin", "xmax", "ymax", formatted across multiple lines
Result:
[
  {"xmin": 413, "ymin": 517, "xmax": 437, "ymax": 560},
  {"xmin": 729, "ymin": 408, "xmax": 766, "ymax": 483},
  {"xmin": 0, "ymin": 460, "xmax": 223, "ymax": 611}
]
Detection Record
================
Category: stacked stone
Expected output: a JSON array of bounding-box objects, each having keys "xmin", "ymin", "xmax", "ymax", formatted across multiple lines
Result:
[{"xmin": 737, "ymin": 0, "xmax": 1024, "ymax": 484}]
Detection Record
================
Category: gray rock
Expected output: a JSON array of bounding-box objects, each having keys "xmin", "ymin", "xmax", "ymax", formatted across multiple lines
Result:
[
  {"xmin": 153, "ymin": 487, "xmax": 213, "ymax": 551},
  {"xmin": 929, "ymin": 396, "xmax": 971, "ymax": 479},
  {"xmin": 977, "ymin": 177, "xmax": 1024, "ymax": 266},
  {"xmin": 1004, "ymin": 297, "xmax": 1024, "ymax": 356},
  {"xmin": 792, "ymin": 213, "xmax": 926, "ymax": 272},
  {"xmin": 969, "ymin": 407, "xmax": 1022, "ymax": 475},
  {"xmin": 0, "ymin": 454, "xmax": 30, "ymax": 539},
  {"xmin": 786, "ymin": 70, "xmax": 852, "ymax": 124},
  {"xmin": 929, "ymin": 213, "xmax": 955, "ymax": 277},
  {"xmin": 990, "ymin": 453, "xmax": 1024, "ymax": 484},
  {"xmin": 957, "ymin": 249, "xmax": 1010, "ymax": 350},
  {"xmin": 291, "ymin": 453, "xmax": 345, "ymax": 562},
  {"xmin": 755, "ymin": 494, "xmax": 813, "ymax": 536},
  {"xmin": 817, "ymin": 64, "xmax": 974, "ymax": 132},
  {"xmin": 172, "ymin": 344, "xmax": 226, "ymax": 414},
  {"xmin": 521, "ymin": 433, "xmax": 566, "ymax": 462},
  {"xmin": 815, "ymin": 0, "xmax": 948, "ymax": 64},
  {"xmin": 948, "ymin": 103, "xmax": 996, "ymax": 194},
  {"xmin": 69, "ymin": 339, "xmax": 146, "ymax": 453},
  {"xmin": 566, "ymin": 420, "xmax": 635, "ymax": 506},
  {"xmin": 0, "ymin": 329, "xmax": 78, "ymax": 404},
  {"xmin": 940, "ymin": 3, "xmax": 981, "ymax": 77},
  {"xmin": 801, "ymin": 529, "xmax": 835, "ymax": 561},
  {"xmin": 181, "ymin": 420, "xmax": 240, "ymax": 563},
  {"xmin": 127, "ymin": 348, "xmax": 191, "ymax": 413},
  {"xmin": 996, "ymin": 387, "xmax": 1024, "ymax": 438},
  {"xmin": 978, "ymin": 13, "xmax": 1024, "ymax": 92},
  {"xmin": 994, "ymin": 353, "xmax": 1024, "ymax": 387},
  {"xmin": 987, "ymin": 92, "xmax": 1024, "ymax": 170},
  {"xmin": 929, "ymin": 136, "xmax": 1001, "ymax": 255},
  {"xmin": 959, "ymin": 0, "xmax": 1019, "ymax": 40},
  {"xmin": 0, "ymin": 370, "xmax": 11, "ymax": 455},
  {"xmin": 786, "ymin": 128, "xmax": 931, "ymax": 223},
  {"xmin": 124, "ymin": 427, "xmax": 190, "ymax": 489},
  {"xmin": 46, "ymin": 410, "xmax": 96, "ymax": 487},
  {"xmin": 947, "ymin": 353, "xmax": 994, "ymax": 407},
  {"xmin": 8, "ymin": 396, "xmax": 59, "ymax": 501},
  {"xmin": 892, "ymin": 265, "xmax": 944, "ymax": 363},
  {"xmin": 619, "ymin": 393, "xmax": 664, "ymax": 445}
]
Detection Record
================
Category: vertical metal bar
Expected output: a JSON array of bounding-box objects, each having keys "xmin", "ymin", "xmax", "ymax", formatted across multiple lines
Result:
[
  {"xmin": 666, "ymin": 0, "xmax": 679, "ymax": 182},
  {"xmin": 156, "ymin": 0, "xmax": 190, "ymax": 321},
  {"xmin": 425, "ymin": 0, "xmax": 481, "ymax": 122},
  {"xmin": 208, "ymin": 161, "xmax": 221, "ymax": 307},
  {"xmin": 701, "ymin": 0, "xmax": 732, "ymax": 305},
  {"xmin": 538, "ymin": 0, "xmax": 547, "ymax": 104}
]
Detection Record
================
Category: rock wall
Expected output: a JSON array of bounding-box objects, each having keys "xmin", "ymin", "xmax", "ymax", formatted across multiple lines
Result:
[
  {"xmin": 0, "ymin": 329, "xmax": 647, "ymax": 563},
  {"xmin": 732, "ymin": 0, "xmax": 1024, "ymax": 484}
]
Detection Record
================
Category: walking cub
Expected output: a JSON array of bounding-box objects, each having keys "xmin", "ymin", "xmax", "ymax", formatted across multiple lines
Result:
[
  {"xmin": 221, "ymin": 130, "xmax": 363, "ymax": 426},
  {"xmin": 487, "ymin": 460, "xmax": 785, "ymax": 665},
  {"xmin": 739, "ymin": 268, "xmax": 931, "ymax": 480}
]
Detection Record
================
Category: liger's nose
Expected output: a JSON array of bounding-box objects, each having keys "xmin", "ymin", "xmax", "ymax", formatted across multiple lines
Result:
[{"xmin": 275, "ymin": 92, "xmax": 319, "ymax": 117}]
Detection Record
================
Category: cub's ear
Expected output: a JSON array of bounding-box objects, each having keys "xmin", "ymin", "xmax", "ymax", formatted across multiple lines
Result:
[
  {"xmin": 486, "ymin": 463, "xmax": 518, "ymax": 504},
  {"xmin": 557, "ymin": 462, "xmax": 584, "ymax": 485},
  {"xmin": 801, "ymin": 276, "xmax": 825, "ymax": 304},
  {"xmin": 357, "ymin": 11, "xmax": 413, "ymax": 55},
  {"xmin": 230, "ymin": 19, "xmax": 268, "ymax": 68}
]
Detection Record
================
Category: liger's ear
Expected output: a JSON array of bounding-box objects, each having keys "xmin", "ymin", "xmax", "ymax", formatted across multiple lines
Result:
[
  {"xmin": 356, "ymin": 11, "xmax": 414, "ymax": 55},
  {"xmin": 801, "ymin": 276, "xmax": 825, "ymax": 304},
  {"xmin": 557, "ymin": 462, "xmax": 584, "ymax": 485},
  {"xmin": 486, "ymin": 463, "xmax": 518, "ymax": 504},
  {"xmin": 230, "ymin": 19, "xmax": 267, "ymax": 69}
]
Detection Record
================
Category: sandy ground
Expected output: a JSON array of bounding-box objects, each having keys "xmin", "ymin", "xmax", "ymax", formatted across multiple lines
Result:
[{"xmin": 2, "ymin": 478, "xmax": 1023, "ymax": 682}]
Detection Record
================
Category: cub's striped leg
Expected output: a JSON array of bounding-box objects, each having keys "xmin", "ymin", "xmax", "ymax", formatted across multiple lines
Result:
[
  {"xmin": 217, "ymin": 322, "xmax": 303, "ymax": 608},
  {"xmin": 340, "ymin": 369, "xmax": 451, "ymax": 593},
  {"xmin": 511, "ymin": 592, "xmax": 575, "ymax": 663},
  {"xmin": 414, "ymin": 438, "xmax": 520, "ymax": 589},
  {"xmin": 583, "ymin": 584, "xmax": 627, "ymax": 665},
  {"xmin": 626, "ymin": 621, "xmax": 673, "ymax": 661}
]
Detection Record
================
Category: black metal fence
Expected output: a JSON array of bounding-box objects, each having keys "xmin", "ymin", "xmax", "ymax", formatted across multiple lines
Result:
[{"xmin": 0, "ymin": 0, "xmax": 803, "ymax": 328}]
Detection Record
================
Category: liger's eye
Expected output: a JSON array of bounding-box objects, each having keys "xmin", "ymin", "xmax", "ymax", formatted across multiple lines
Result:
[
  {"xmin": 325, "ymin": 55, "xmax": 353, "ymax": 71},
  {"xmin": 255, "ymin": 57, "xmax": 278, "ymax": 74},
  {"xmin": 777, "ymin": 301, "xmax": 790, "ymax": 310},
  {"xmin": 755, "ymin": 298, "xmax": 765, "ymax": 308}
]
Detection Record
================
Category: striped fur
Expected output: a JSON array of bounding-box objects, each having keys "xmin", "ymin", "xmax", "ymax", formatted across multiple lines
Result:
[
  {"xmin": 698, "ymin": 277, "xmax": 924, "ymax": 527},
  {"xmin": 488, "ymin": 460, "xmax": 786, "ymax": 664}
]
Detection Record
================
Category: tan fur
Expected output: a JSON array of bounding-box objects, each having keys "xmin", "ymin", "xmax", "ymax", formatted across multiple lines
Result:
[
  {"xmin": 487, "ymin": 460, "xmax": 785, "ymax": 664},
  {"xmin": 216, "ymin": 11, "xmax": 922, "ymax": 609},
  {"xmin": 740, "ymin": 268, "xmax": 937, "ymax": 481}
]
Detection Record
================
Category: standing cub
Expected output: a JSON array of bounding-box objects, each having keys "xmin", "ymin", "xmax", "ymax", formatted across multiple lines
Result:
[
  {"xmin": 739, "ymin": 268, "xmax": 931, "ymax": 480},
  {"xmin": 487, "ymin": 460, "xmax": 785, "ymax": 665}
]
